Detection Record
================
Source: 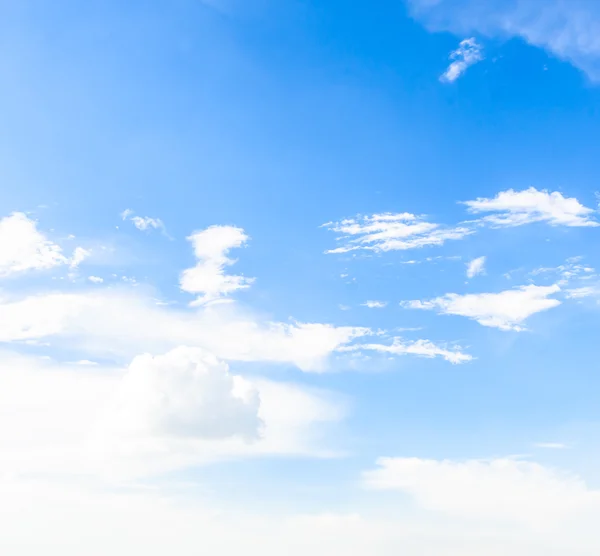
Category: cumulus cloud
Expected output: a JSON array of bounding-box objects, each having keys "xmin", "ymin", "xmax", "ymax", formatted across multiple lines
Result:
[
  {"xmin": 324, "ymin": 213, "xmax": 472, "ymax": 254},
  {"xmin": 97, "ymin": 347, "xmax": 262, "ymax": 445},
  {"xmin": 407, "ymin": 0, "xmax": 600, "ymax": 82},
  {"xmin": 180, "ymin": 225, "xmax": 255, "ymax": 304},
  {"xmin": 88, "ymin": 276, "xmax": 104, "ymax": 284},
  {"xmin": 364, "ymin": 456, "xmax": 600, "ymax": 527},
  {"xmin": 0, "ymin": 351, "xmax": 348, "ymax": 480},
  {"xmin": 466, "ymin": 256, "xmax": 486, "ymax": 278},
  {"xmin": 463, "ymin": 187, "xmax": 599, "ymax": 227},
  {"xmin": 0, "ymin": 212, "xmax": 68, "ymax": 275},
  {"xmin": 404, "ymin": 284, "xmax": 562, "ymax": 331},
  {"xmin": 362, "ymin": 300, "xmax": 388, "ymax": 309},
  {"xmin": 341, "ymin": 337, "xmax": 472, "ymax": 364},
  {"xmin": 440, "ymin": 37, "xmax": 484, "ymax": 82}
]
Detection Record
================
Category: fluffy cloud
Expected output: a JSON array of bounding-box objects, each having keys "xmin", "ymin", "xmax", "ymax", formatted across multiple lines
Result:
[
  {"xmin": 463, "ymin": 187, "xmax": 598, "ymax": 227},
  {"xmin": 440, "ymin": 38, "xmax": 484, "ymax": 82},
  {"xmin": 0, "ymin": 212, "xmax": 69, "ymax": 275},
  {"xmin": 0, "ymin": 351, "xmax": 348, "ymax": 480},
  {"xmin": 466, "ymin": 256, "xmax": 486, "ymax": 278},
  {"xmin": 100, "ymin": 346, "xmax": 262, "ymax": 442},
  {"xmin": 180, "ymin": 225, "xmax": 255, "ymax": 304},
  {"xmin": 364, "ymin": 456, "xmax": 600, "ymax": 527},
  {"xmin": 341, "ymin": 338, "xmax": 472, "ymax": 364},
  {"xmin": 405, "ymin": 284, "xmax": 562, "ymax": 331},
  {"xmin": 0, "ymin": 289, "xmax": 368, "ymax": 372},
  {"xmin": 324, "ymin": 213, "xmax": 472, "ymax": 253},
  {"xmin": 407, "ymin": 0, "xmax": 600, "ymax": 82}
]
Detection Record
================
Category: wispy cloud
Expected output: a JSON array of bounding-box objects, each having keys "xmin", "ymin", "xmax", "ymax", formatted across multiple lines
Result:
[
  {"xmin": 121, "ymin": 209, "xmax": 167, "ymax": 233},
  {"xmin": 440, "ymin": 38, "xmax": 484, "ymax": 82},
  {"xmin": 466, "ymin": 256, "xmax": 486, "ymax": 278},
  {"xmin": 323, "ymin": 213, "xmax": 472, "ymax": 254},
  {"xmin": 404, "ymin": 284, "xmax": 562, "ymax": 331},
  {"xmin": 408, "ymin": 0, "xmax": 600, "ymax": 82},
  {"xmin": 362, "ymin": 300, "xmax": 388, "ymax": 309},
  {"xmin": 342, "ymin": 337, "xmax": 472, "ymax": 364}
]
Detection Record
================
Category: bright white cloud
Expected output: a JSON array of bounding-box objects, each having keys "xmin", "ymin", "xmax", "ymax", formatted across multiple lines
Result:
[
  {"xmin": 362, "ymin": 300, "xmax": 388, "ymax": 309},
  {"xmin": 364, "ymin": 456, "xmax": 600, "ymax": 527},
  {"xmin": 405, "ymin": 284, "xmax": 562, "ymax": 331},
  {"xmin": 0, "ymin": 212, "xmax": 68, "ymax": 275},
  {"xmin": 180, "ymin": 225, "xmax": 255, "ymax": 304},
  {"xmin": 440, "ymin": 37, "xmax": 484, "ymax": 82},
  {"xmin": 0, "ymin": 289, "xmax": 368, "ymax": 372},
  {"xmin": 324, "ymin": 213, "xmax": 472, "ymax": 254},
  {"xmin": 88, "ymin": 276, "xmax": 104, "ymax": 284},
  {"xmin": 0, "ymin": 351, "xmax": 348, "ymax": 480},
  {"xmin": 342, "ymin": 337, "xmax": 472, "ymax": 364},
  {"xmin": 408, "ymin": 0, "xmax": 600, "ymax": 82},
  {"xmin": 99, "ymin": 346, "xmax": 262, "ymax": 443},
  {"xmin": 463, "ymin": 187, "xmax": 599, "ymax": 227},
  {"xmin": 466, "ymin": 256, "xmax": 486, "ymax": 278}
]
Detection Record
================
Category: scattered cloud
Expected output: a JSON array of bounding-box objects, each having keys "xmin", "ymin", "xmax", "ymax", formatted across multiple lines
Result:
[
  {"xmin": 121, "ymin": 209, "xmax": 166, "ymax": 233},
  {"xmin": 88, "ymin": 276, "xmax": 104, "ymax": 284},
  {"xmin": 324, "ymin": 213, "xmax": 472, "ymax": 254},
  {"xmin": 463, "ymin": 187, "xmax": 598, "ymax": 227},
  {"xmin": 362, "ymin": 300, "xmax": 388, "ymax": 309},
  {"xmin": 180, "ymin": 225, "xmax": 256, "ymax": 305},
  {"xmin": 342, "ymin": 337, "xmax": 472, "ymax": 364},
  {"xmin": 69, "ymin": 246, "xmax": 91, "ymax": 269},
  {"xmin": 466, "ymin": 256, "xmax": 486, "ymax": 278},
  {"xmin": 440, "ymin": 37, "xmax": 484, "ymax": 83},
  {"xmin": 404, "ymin": 284, "xmax": 562, "ymax": 331},
  {"xmin": 364, "ymin": 456, "xmax": 600, "ymax": 527},
  {"xmin": 407, "ymin": 0, "xmax": 600, "ymax": 82}
]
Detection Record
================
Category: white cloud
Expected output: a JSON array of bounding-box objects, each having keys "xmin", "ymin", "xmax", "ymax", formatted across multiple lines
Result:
[
  {"xmin": 405, "ymin": 284, "xmax": 562, "ymax": 331},
  {"xmin": 180, "ymin": 225, "xmax": 255, "ymax": 304},
  {"xmin": 566, "ymin": 285, "xmax": 600, "ymax": 299},
  {"xmin": 0, "ymin": 212, "xmax": 68, "ymax": 275},
  {"xmin": 440, "ymin": 37, "xmax": 484, "ymax": 82},
  {"xmin": 364, "ymin": 456, "xmax": 600, "ymax": 527},
  {"xmin": 463, "ymin": 187, "xmax": 599, "ymax": 227},
  {"xmin": 324, "ymin": 213, "xmax": 472, "ymax": 254},
  {"xmin": 0, "ymin": 289, "xmax": 368, "ymax": 372},
  {"xmin": 407, "ymin": 0, "xmax": 600, "ymax": 82},
  {"xmin": 466, "ymin": 256, "xmax": 486, "ymax": 278},
  {"xmin": 131, "ymin": 216, "xmax": 165, "ymax": 231},
  {"xmin": 362, "ymin": 300, "xmax": 388, "ymax": 309},
  {"xmin": 69, "ymin": 246, "xmax": 91, "ymax": 269},
  {"xmin": 0, "ymin": 351, "xmax": 348, "ymax": 480},
  {"xmin": 341, "ymin": 337, "xmax": 472, "ymax": 364},
  {"xmin": 98, "ymin": 346, "xmax": 262, "ymax": 443},
  {"xmin": 535, "ymin": 442, "xmax": 569, "ymax": 449},
  {"xmin": 88, "ymin": 276, "xmax": 104, "ymax": 284},
  {"xmin": 121, "ymin": 209, "xmax": 166, "ymax": 233}
]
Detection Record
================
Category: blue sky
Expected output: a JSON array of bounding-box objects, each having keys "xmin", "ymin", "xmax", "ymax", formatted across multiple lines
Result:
[{"xmin": 2, "ymin": 1, "xmax": 600, "ymax": 554}]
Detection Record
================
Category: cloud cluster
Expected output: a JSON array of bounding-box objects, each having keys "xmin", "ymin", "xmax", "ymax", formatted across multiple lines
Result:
[{"xmin": 0, "ymin": 212, "xmax": 87, "ymax": 276}]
